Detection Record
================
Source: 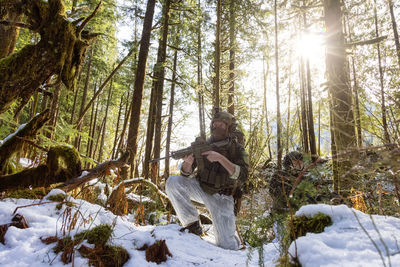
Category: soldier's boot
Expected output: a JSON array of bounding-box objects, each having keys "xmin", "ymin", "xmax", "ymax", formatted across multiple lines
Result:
[{"xmin": 179, "ymin": 220, "xmax": 203, "ymax": 236}]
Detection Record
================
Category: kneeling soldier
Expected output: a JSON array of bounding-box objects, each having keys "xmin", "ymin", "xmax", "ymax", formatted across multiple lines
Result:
[{"xmin": 165, "ymin": 111, "xmax": 249, "ymax": 250}]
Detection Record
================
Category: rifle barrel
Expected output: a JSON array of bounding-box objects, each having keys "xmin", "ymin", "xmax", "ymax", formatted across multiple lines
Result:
[{"xmin": 148, "ymin": 156, "xmax": 169, "ymax": 163}]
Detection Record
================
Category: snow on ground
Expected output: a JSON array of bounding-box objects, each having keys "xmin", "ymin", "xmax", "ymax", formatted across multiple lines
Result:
[{"xmin": 0, "ymin": 190, "xmax": 400, "ymax": 266}]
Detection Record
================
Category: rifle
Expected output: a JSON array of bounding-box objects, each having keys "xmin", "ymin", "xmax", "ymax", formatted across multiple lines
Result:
[{"xmin": 149, "ymin": 137, "xmax": 229, "ymax": 171}]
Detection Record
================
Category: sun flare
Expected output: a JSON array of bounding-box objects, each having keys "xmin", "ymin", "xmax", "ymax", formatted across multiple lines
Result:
[{"xmin": 295, "ymin": 32, "xmax": 325, "ymax": 62}]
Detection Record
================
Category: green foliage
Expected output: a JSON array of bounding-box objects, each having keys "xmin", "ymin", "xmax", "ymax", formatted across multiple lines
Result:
[
  {"xmin": 0, "ymin": 102, "xmax": 17, "ymax": 140},
  {"xmin": 241, "ymin": 212, "xmax": 276, "ymax": 247}
]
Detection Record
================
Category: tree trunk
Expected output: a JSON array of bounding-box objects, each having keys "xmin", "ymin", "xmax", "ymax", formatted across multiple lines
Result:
[
  {"xmin": 112, "ymin": 94, "xmax": 124, "ymax": 158},
  {"xmin": 117, "ymin": 92, "xmax": 132, "ymax": 157},
  {"xmin": 126, "ymin": 0, "xmax": 156, "ymax": 177},
  {"xmin": 75, "ymin": 49, "xmax": 93, "ymax": 151},
  {"xmin": 306, "ymin": 58, "xmax": 317, "ymax": 161},
  {"xmin": 143, "ymin": 74, "xmax": 157, "ymax": 179},
  {"xmin": 286, "ymin": 53, "xmax": 292, "ymax": 155},
  {"xmin": 324, "ymin": 0, "xmax": 357, "ymax": 196},
  {"xmin": 47, "ymin": 83, "xmax": 62, "ymax": 140},
  {"xmin": 347, "ymin": 23, "xmax": 362, "ymax": 147},
  {"xmin": 374, "ymin": 0, "xmax": 391, "ymax": 144},
  {"xmin": 213, "ymin": 0, "xmax": 222, "ymax": 113},
  {"xmin": 144, "ymin": 0, "xmax": 171, "ymax": 184},
  {"xmin": 88, "ymin": 90, "xmax": 100, "ymax": 166},
  {"xmin": 318, "ymin": 100, "xmax": 321, "ymax": 155},
  {"xmin": 165, "ymin": 49, "xmax": 178, "ymax": 178},
  {"xmin": 388, "ymin": 0, "xmax": 400, "ymax": 68},
  {"xmin": 228, "ymin": 0, "xmax": 236, "ymax": 115},
  {"xmin": 197, "ymin": 0, "xmax": 206, "ymax": 139},
  {"xmin": 300, "ymin": 58, "xmax": 309, "ymax": 153},
  {"xmin": 262, "ymin": 54, "xmax": 272, "ymax": 159},
  {"xmin": 98, "ymin": 78, "xmax": 113, "ymax": 162},
  {"xmin": 274, "ymin": 0, "xmax": 282, "ymax": 169}
]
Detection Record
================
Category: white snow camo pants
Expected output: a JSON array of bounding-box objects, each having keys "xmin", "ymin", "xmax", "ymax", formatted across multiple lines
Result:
[{"xmin": 165, "ymin": 175, "xmax": 239, "ymax": 250}]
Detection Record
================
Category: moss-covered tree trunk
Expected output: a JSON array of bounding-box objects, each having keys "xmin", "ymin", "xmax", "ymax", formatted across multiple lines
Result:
[
  {"xmin": 0, "ymin": 0, "xmax": 98, "ymax": 115},
  {"xmin": 0, "ymin": 4, "xmax": 22, "ymax": 59}
]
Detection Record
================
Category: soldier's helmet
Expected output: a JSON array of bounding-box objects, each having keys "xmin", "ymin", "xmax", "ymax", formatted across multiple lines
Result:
[
  {"xmin": 283, "ymin": 151, "xmax": 303, "ymax": 170},
  {"xmin": 212, "ymin": 111, "xmax": 235, "ymax": 131}
]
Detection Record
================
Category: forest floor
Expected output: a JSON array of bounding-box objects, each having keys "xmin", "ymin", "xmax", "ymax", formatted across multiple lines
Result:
[{"xmin": 1, "ymin": 188, "xmax": 400, "ymax": 266}]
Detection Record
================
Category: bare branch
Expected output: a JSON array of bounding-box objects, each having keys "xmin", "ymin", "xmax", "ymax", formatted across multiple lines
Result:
[
  {"xmin": 77, "ymin": 1, "xmax": 102, "ymax": 34},
  {"xmin": 345, "ymin": 36, "xmax": 387, "ymax": 48}
]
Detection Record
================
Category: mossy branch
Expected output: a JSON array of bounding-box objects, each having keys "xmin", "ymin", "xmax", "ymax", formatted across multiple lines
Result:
[{"xmin": 60, "ymin": 152, "xmax": 130, "ymax": 192}]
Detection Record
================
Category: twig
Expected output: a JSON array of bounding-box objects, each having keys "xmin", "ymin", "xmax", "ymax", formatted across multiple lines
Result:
[
  {"xmin": 369, "ymin": 214, "xmax": 392, "ymax": 267},
  {"xmin": 289, "ymin": 157, "xmax": 323, "ymax": 197},
  {"xmin": 351, "ymin": 209, "xmax": 387, "ymax": 267},
  {"xmin": 15, "ymin": 136, "xmax": 49, "ymax": 152},
  {"xmin": 13, "ymin": 201, "xmax": 62, "ymax": 215},
  {"xmin": 77, "ymin": 1, "xmax": 102, "ymax": 34}
]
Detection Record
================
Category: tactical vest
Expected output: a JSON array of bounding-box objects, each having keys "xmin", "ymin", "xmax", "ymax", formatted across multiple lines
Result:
[{"xmin": 197, "ymin": 139, "xmax": 239, "ymax": 195}]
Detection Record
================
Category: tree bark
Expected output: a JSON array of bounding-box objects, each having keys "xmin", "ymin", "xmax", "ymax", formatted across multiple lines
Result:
[
  {"xmin": 306, "ymin": 58, "xmax": 317, "ymax": 161},
  {"xmin": 0, "ymin": 4, "xmax": 22, "ymax": 58},
  {"xmin": 274, "ymin": 0, "xmax": 282, "ymax": 169},
  {"xmin": 75, "ymin": 48, "xmax": 93, "ymax": 151},
  {"xmin": 374, "ymin": 0, "xmax": 391, "ymax": 144},
  {"xmin": 347, "ymin": 22, "xmax": 363, "ymax": 147},
  {"xmin": 0, "ymin": 0, "xmax": 98, "ymax": 114},
  {"xmin": 388, "ymin": 0, "xmax": 400, "ymax": 68},
  {"xmin": 228, "ymin": 0, "xmax": 236, "ymax": 115},
  {"xmin": 153, "ymin": 0, "xmax": 171, "ymax": 184},
  {"xmin": 47, "ymin": 83, "xmax": 62, "ymax": 140},
  {"xmin": 300, "ymin": 57, "xmax": 309, "ymax": 153},
  {"xmin": 112, "ymin": 94, "xmax": 124, "ymax": 158},
  {"xmin": 324, "ymin": 0, "xmax": 357, "ymax": 195},
  {"xmin": 262, "ymin": 53, "xmax": 272, "ymax": 159},
  {"xmin": 143, "ymin": 0, "xmax": 171, "ymax": 183},
  {"xmin": 98, "ymin": 78, "xmax": 113, "ymax": 162},
  {"xmin": 197, "ymin": 0, "xmax": 206, "ymax": 139},
  {"xmin": 213, "ymin": 0, "xmax": 222, "ymax": 113},
  {"xmin": 126, "ymin": 0, "xmax": 156, "ymax": 177},
  {"xmin": 165, "ymin": 49, "xmax": 178, "ymax": 178}
]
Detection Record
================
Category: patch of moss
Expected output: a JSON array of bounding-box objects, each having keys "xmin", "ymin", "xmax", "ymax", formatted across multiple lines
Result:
[
  {"xmin": 289, "ymin": 212, "xmax": 332, "ymax": 242},
  {"xmin": 47, "ymin": 193, "xmax": 66, "ymax": 202},
  {"xmin": 53, "ymin": 236, "xmax": 74, "ymax": 254},
  {"xmin": 7, "ymin": 187, "xmax": 47, "ymax": 199},
  {"xmin": 47, "ymin": 145, "xmax": 81, "ymax": 178},
  {"xmin": 74, "ymin": 224, "xmax": 113, "ymax": 247},
  {"xmin": 276, "ymin": 254, "xmax": 301, "ymax": 267},
  {"xmin": 100, "ymin": 245, "xmax": 130, "ymax": 267}
]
